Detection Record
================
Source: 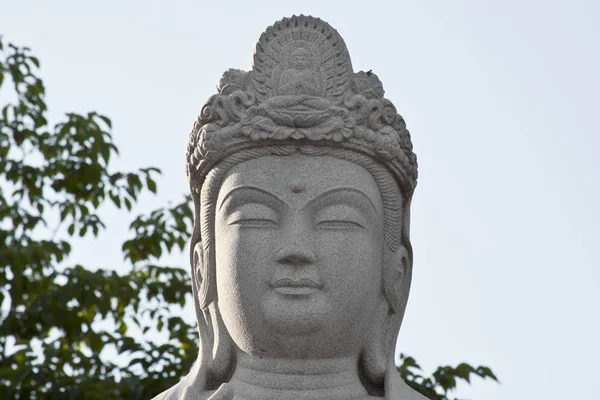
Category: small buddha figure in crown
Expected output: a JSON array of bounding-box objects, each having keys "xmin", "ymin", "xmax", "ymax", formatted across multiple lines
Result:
[
  {"xmin": 277, "ymin": 47, "xmax": 325, "ymax": 97},
  {"xmin": 154, "ymin": 15, "xmax": 426, "ymax": 400}
]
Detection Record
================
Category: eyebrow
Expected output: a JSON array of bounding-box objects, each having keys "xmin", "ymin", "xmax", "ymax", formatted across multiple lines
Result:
[
  {"xmin": 301, "ymin": 187, "xmax": 379, "ymax": 216},
  {"xmin": 218, "ymin": 185, "xmax": 286, "ymax": 212}
]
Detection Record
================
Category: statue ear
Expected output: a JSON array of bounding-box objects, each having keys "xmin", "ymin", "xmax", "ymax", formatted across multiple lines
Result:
[
  {"xmin": 192, "ymin": 241, "xmax": 235, "ymax": 387},
  {"xmin": 192, "ymin": 241, "xmax": 214, "ymax": 310},
  {"xmin": 383, "ymin": 244, "xmax": 411, "ymax": 315},
  {"xmin": 361, "ymin": 245, "xmax": 412, "ymax": 393}
]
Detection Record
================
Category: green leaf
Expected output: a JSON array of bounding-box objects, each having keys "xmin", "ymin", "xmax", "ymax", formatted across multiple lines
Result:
[
  {"xmin": 118, "ymin": 322, "xmax": 128, "ymax": 335},
  {"xmin": 14, "ymin": 130, "xmax": 25, "ymax": 145},
  {"xmin": 146, "ymin": 176, "xmax": 157, "ymax": 194},
  {"xmin": 100, "ymin": 145, "xmax": 110, "ymax": 165},
  {"xmin": 98, "ymin": 115, "xmax": 112, "ymax": 128},
  {"xmin": 109, "ymin": 192, "xmax": 121, "ymax": 208}
]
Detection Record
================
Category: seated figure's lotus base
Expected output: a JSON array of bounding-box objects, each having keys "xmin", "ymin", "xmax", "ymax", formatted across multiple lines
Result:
[{"xmin": 154, "ymin": 15, "xmax": 425, "ymax": 400}]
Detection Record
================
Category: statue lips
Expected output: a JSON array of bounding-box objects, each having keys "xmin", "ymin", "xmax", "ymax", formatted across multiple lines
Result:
[{"xmin": 271, "ymin": 277, "xmax": 322, "ymax": 296}]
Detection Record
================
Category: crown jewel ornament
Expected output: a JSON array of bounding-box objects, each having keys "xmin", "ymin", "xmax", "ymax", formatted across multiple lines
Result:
[{"xmin": 186, "ymin": 15, "xmax": 417, "ymax": 195}]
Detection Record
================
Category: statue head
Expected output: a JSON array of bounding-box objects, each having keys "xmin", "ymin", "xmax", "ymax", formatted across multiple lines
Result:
[
  {"xmin": 290, "ymin": 48, "xmax": 312, "ymax": 70},
  {"xmin": 184, "ymin": 15, "xmax": 418, "ymax": 397}
]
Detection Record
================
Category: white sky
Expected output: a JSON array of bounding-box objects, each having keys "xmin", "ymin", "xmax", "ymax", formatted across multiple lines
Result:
[{"xmin": 2, "ymin": 1, "xmax": 599, "ymax": 399}]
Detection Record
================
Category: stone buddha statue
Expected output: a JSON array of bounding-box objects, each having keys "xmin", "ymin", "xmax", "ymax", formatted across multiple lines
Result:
[
  {"xmin": 277, "ymin": 47, "xmax": 325, "ymax": 96},
  {"xmin": 154, "ymin": 15, "xmax": 426, "ymax": 400}
]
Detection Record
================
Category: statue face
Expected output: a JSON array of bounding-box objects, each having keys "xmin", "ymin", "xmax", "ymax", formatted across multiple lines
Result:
[
  {"xmin": 291, "ymin": 50, "xmax": 311, "ymax": 69},
  {"xmin": 214, "ymin": 154, "xmax": 387, "ymax": 358}
]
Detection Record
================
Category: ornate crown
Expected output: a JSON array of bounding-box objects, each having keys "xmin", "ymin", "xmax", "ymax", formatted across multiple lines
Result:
[{"xmin": 186, "ymin": 15, "xmax": 418, "ymax": 195}]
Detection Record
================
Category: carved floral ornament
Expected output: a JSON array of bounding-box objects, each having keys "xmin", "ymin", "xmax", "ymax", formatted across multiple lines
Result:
[{"xmin": 186, "ymin": 15, "xmax": 418, "ymax": 196}]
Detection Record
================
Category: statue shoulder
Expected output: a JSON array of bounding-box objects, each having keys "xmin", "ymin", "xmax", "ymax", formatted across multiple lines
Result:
[
  {"xmin": 152, "ymin": 380, "xmax": 233, "ymax": 400},
  {"xmin": 151, "ymin": 380, "xmax": 207, "ymax": 400}
]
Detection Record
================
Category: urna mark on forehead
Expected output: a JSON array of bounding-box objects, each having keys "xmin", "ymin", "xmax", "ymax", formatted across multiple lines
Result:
[{"xmin": 215, "ymin": 154, "xmax": 384, "ymax": 214}]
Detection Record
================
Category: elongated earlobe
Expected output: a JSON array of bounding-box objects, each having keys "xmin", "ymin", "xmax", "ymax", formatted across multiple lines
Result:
[
  {"xmin": 383, "ymin": 244, "xmax": 410, "ymax": 315},
  {"xmin": 192, "ymin": 242, "xmax": 236, "ymax": 388},
  {"xmin": 206, "ymin": 302, "xmax": 235, "ymax": 388},
  {"xmin": 360, "ymin": 245, "xmax": 411, "ymax": 395},
  {"xmin": 359, "ymin": 297, "xmax": 390, "ymax": 396}
]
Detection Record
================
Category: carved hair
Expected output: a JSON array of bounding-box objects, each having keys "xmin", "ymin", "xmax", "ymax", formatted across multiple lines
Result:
[{"xmin": 190, "ymin": 144, "xmax": 413, "ymax": 391}]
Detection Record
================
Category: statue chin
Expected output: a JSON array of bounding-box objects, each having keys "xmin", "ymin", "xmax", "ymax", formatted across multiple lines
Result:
[
  {"xmin": 219, "ymin": 286, "xmax": 374, "ymax": 360},
  {"xmin": 262, "ymin": 295, "xmax": 331, "ymax": 335}
]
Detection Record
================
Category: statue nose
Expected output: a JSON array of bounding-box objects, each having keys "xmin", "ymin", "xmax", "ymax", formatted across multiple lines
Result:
[{"xmin": 275, "ymin": 246, "xmax": 317, "ymax": 266}]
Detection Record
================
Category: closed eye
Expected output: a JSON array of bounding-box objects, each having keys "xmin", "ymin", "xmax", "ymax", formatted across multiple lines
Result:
[
  {"xmin": 316, "ymin": 220, "xmax": 364, "ymax": 229},
  {"xmin": 229, "ymin": 218, "xmax": 277, "ymax": 227},
  {"xmin": 225, "ymin": 204, "xmax": 278, "ymax": 227}
]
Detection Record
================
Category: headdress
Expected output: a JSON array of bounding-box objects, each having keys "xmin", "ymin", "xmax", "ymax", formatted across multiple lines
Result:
[{"xmin": 186, "ymin": 15, "xmax": 417, "ymax": 195}]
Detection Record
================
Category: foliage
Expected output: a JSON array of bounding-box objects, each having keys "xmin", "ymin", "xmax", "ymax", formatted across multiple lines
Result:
[
  {"xmin": 398, "ymin": 354, "xmax": 498, "ymax": 400},
  {"xmin": 0, "ymin": 37, "xmax": 196, "ymax": 399},
  {"xmin": 0, "ymin": 38, "xmax": 497, "ymax": 399}
]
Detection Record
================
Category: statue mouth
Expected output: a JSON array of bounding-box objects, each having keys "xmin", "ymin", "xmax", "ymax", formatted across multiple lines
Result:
[{"xmin": 271, "ymin": 278, "xmax": 322, "ymax": 296}]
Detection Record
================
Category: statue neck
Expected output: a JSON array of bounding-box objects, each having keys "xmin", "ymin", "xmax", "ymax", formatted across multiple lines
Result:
[{"xmin": 228, "ymin": 352, "xmax": 373, "ymax": 400}]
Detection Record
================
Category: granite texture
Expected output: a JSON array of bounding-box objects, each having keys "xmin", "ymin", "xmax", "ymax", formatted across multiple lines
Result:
[{"xmin": 154, "ymin": 15, "xmax": 425, "ymax": 400}]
